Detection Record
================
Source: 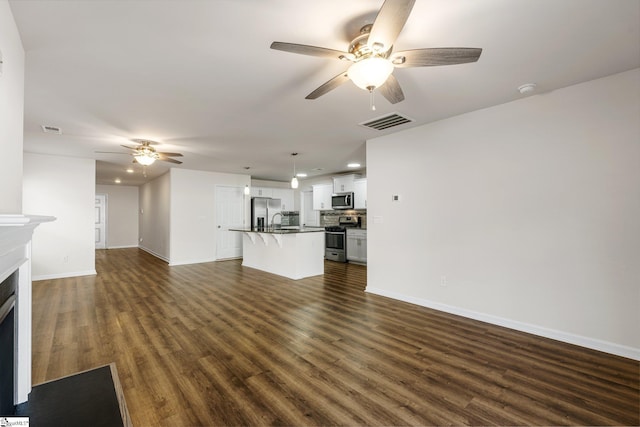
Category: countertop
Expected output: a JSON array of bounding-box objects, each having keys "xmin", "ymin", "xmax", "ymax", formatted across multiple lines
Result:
[{"xmin": 229, "ymin": 227, "xmax": 325, "ymax": 234}]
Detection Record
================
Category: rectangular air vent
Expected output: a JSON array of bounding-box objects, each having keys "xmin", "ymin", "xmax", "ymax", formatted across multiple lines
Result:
[
  {"xmin": 41, "ymin": 125, "xmax": 62, "ymax": 134},
  {"xmin": 360, "ymin": 113, "xmax": 412, "ymax": 131}
]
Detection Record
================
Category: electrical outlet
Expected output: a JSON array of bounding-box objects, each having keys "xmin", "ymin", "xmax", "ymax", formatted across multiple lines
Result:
[
  {"xmin": 63, "ymin": 256, "xmax": 69, "ymax": 263},
  {"xmin": 440, "ymin": 275, "xmax": 447, "ymax": 287}
]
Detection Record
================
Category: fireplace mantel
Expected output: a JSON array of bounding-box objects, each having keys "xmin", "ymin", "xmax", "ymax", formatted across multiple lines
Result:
[{"xmin": 0, "ymin": 214, "xmax": 55, "ymax": 405}]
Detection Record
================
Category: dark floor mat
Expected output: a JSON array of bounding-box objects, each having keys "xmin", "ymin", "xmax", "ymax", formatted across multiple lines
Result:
[{"xmin": 15, "ymin": 365, "xmax": 125, "ymax": 427}]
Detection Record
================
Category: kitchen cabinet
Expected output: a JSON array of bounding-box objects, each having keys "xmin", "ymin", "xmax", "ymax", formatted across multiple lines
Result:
[
  {"xmin": 250, "ymin": 187, "xmax": 294, "ymax": 210},
  {"xmin": 354, "ymin": 178, "xmax": 367, "ymax": 210},
  {"xmin": 312, "ymin": 184, "xmax": 333, "ymax": 211},
  {"xmin": 333, "ymin": 174, "xmax": 361, "ymax": 193},
  {"xmin": 250, "ymin": 187, "xmax": 273, "ymax": 198},
  {"xmin": 272, "ymin": 188, "xmax": 294, "ymax": 211},
  {"xmin": 346, "ymin": 228, "xmax": 367, "ymax": 263}
]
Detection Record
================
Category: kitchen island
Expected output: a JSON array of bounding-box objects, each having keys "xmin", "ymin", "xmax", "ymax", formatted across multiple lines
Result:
[{"xmin": 230, "ymin": 227, "xmax": 325, "ymax": 280}]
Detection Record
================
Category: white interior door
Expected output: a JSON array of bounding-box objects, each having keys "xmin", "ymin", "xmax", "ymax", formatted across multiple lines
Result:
[
  {"xmin": 215, "ymin": 185, "xmax": 245, "ymax": 259},
  {"xmin": 95, "ymin": 194, "xmax": 107, "ymax": 249}
]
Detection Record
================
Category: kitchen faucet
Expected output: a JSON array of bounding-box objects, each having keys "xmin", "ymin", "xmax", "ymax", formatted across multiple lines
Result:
[{"xmin": 271, "ymin": 212, "xmax": 282, "ymax": 230}]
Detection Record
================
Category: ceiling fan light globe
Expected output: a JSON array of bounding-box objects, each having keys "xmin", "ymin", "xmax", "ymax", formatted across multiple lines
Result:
[
  {"xmin": 134, "ymin": 153, "xmax": 156, "ymax": 166},
  {"xmin": 348, "ymin": 57, "xmax": 394, "ymax": 91}
]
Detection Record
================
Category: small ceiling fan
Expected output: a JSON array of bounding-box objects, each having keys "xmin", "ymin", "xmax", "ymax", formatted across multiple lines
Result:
[
  {"xmin": 97, "ymin": 139, "xmax": 183, "ymax": 165},
  {"xmin": 270, "ymin": 0, "xmax": 482, "ymax": 108}
]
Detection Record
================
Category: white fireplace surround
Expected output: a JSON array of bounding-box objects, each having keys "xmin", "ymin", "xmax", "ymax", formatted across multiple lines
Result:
[{"xmin": 0, "ymin": 214, "xmax": 55, "ymax": 405}]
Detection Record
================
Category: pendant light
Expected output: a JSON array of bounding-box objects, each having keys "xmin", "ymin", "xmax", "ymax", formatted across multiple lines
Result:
[{"xmin": 290, "ymin": 153, "xmax": 299, "ymax": 189}]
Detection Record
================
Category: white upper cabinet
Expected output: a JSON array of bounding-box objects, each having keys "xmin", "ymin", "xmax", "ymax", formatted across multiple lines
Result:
[
  {"xmin": 333, "ymin": 174, "xmax": 361, "ymax": 193},
  {"xmin": 272, "ymin": 188, "xmax": 294, "ymax": 211},
  {"xmin": 250, "ymin": 187, "xmax": 294, "ymax": 210},
  {"xmin": 250, "ymin": 187, "xmax": 273, "ymax": 198},
  {"xmin": 312, "ymin": 184, "xmax": 333, "ymax": 211},
  {"xmin": 354, "ymin": 178, "xmax": 367, "ymax": 210}
]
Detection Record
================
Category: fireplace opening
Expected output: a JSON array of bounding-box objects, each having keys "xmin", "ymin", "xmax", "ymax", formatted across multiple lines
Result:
[{"xmin": 0, "ymin": 269, "xmax": 18, "ymax": 416}]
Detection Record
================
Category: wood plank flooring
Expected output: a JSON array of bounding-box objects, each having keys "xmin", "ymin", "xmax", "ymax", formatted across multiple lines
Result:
[{"xmin": 31, "ymin": 248, "xmax": 639, "ymax": 426}]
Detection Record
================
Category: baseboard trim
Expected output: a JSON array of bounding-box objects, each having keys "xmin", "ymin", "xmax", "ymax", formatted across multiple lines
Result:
[
  {"xmin": 105, "ymin": 245, "xmax": 138, "ymax": 249},
  {"xmin": 138, "ymin": 246, "xmax": 169, "ymax": 263},
  {"xmin": 365, "ymin": 287, "xmax": 640, "ymax": 361},
  {"xmin": 169, "ymin": 258, "xmax": 216, "ymax": 267},
  {"xmin": 33, "ymin": 270, "xmax": 97, "ymax": 281}
]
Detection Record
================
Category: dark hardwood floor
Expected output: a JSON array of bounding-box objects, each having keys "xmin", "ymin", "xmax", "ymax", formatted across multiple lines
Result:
[{"xmin": 31, "ymin": 248, "xmax": 639, "ymax": 426}]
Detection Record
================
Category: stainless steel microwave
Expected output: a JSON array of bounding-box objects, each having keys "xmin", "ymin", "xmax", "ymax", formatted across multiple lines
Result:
[{"xmin": 331, "ymin": 192, "xmax": 354, "ymax": 210}]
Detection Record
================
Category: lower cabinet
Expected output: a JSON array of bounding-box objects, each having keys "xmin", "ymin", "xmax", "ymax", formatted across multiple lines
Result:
[{"xmin": 346, "ymin": 229, "xmax": 367, "ymax": 263}]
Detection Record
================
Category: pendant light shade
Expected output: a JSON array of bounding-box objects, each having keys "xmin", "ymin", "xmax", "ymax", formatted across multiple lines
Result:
[
  {"xmin": 290, "ymin": 152, "xmax": 299, "ymax": 189},
  {"xmin": 244, "ymin": 185, "xmax": 250, "ymax": 195}
]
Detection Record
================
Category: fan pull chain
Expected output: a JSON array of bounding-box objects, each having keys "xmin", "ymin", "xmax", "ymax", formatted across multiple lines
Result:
[{"xmin": 368, "ymin": 87, "xmax": 376, "ymax": 111}]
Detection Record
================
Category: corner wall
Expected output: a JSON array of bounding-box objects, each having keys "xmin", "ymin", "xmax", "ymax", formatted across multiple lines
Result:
[
  {"xmin": 170, "ymin": 169, "xmax": 250, "ymax": 265},
  {"xmin": 139, "ymin": 172, "xmax": 170, "ymax": 261},
  {"xmin": 366, "ymin": 69, "xmax": 640, "ymax": 359},
  {"xmin": 0, "ymin": 0, "xmax": 25, "ymax": 213},
  {"xmin": 23, "ymin": 153, "xmax": 96, "ymax": 280}
]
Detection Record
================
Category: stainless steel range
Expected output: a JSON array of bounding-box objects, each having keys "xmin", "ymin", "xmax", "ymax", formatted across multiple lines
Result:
[{"xmin": 325, "ymin": 216, "xmax": 358, "ymax": 262}]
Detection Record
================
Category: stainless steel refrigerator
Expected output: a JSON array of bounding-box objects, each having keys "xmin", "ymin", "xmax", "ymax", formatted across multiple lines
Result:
[{"xmin": 250, "ymin": 197, "xmax": 282, "ymax": 230}]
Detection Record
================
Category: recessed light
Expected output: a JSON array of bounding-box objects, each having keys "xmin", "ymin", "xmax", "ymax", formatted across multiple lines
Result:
[
  {"xmin": 347, "ymin": 163, "xmax": 361, "ymax": 168},
  {"xmin": 114, "ymin": 178, "xmax": 121, "ymax": 184},
  {"xmin": 312, "ymin": 167, "xmax": 324, "ymax": 171},
  {"xmin": 296, "ymin": 172, "xmax": 307, "ymax": 177},
  {"xmin": 126, "ymin": 168, "xmax": 134, "ymax": 173}
]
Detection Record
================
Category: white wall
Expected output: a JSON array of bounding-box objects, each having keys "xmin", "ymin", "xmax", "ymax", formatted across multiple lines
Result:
[
  {"xmin": 96, "ymin": 184, "xmax": 139, "ymax": 248},
  {"xmin": 367, "ymin": 69, "xmax": 640, "ymax": 359},
  {"xmin": 139, "ymin": 172, "xmax": 170, "ymax": 261},
  {"xmin": 170, "ymin": 168, "xmax": 250, "ymax": 265},
  {"xmin": 23, "ymin": 153, "xmax": 96, "ymax": 280},
  {"xmin": 0, "ymin": 1, "xmax": 24, "ymax": 213}
]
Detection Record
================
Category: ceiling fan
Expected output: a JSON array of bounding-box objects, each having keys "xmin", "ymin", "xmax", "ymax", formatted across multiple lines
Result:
[
  {"xmin": 270, "ymin": 0, "xmax": 482, "ymax": 108},
  {"xmin": 97, "ymin": 139, "xmax": 183, "ymax": 165}
]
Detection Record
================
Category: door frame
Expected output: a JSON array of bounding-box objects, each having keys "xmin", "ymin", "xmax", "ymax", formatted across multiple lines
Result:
[
  {"xmin": 214, "ymin": 185, "xmax": 246, "ymax": 260},
  {"xmin": 95, "ymin": 193, "xmax": 107, "ymax": 249}
]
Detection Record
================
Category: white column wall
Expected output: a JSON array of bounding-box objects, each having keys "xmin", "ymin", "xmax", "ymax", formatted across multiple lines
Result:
[
  {"xmin": 23, "ymin": 153, "xmax": 96, "ymax": 280},
  {"xmin": 366, "ymin": 69, "xmax": 640, "ymax": 359},
  {"xmin": 0, "ymin": 0, "xmax": 25, "ymax": 214},
  {"xmin": 139, "ymin": 172, "xmax": 171, "ymax": 261}
]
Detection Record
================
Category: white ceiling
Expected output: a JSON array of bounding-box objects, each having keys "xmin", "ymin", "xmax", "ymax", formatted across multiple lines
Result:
[{"xmin": 9, "ymin": 0, "xmax": 640, "ymax": 186}]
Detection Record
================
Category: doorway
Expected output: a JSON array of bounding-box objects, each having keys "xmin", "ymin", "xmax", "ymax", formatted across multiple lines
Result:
[
  {"xmin": 95, "ymin": 194, "xmax": 107, "ymax": 249},
  {"xmin": 215, "ymin": 186, "xmax": 244, "ymax": 259}
]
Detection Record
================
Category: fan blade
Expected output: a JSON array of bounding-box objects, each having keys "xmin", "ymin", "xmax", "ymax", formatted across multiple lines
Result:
[
  {"xmin": 305, "ymin": 71, "xmax": 350, "ymax": 100},
  {"xmin": 270, "ymin": 42, "xmax": 355, "ymax": 61},
  {"xmin": 157, "ymin": 152, "xmax": 183, "ymax": 157},
  {"xmin": 390, "ymin": 48, "xmax": 482, "ymax": 68},
  {"xmin": 378, "ymin": 74, "xmax": 405, "ymax": 104},
  {"xmin": 120, "ymin": 145, "xmax": 138, "ymax": 150},
  {"xmin": 157, "ymin": 155, "xmax": 182, "ymax": 164},
  {"xmin": 368, "ymin": 0, "xmax": 416, "ymax": 53}
]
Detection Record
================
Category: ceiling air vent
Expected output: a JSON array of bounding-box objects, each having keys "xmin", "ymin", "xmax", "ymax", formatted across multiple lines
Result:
[
  {"xmin": 360, "ymin": 113, "xmax": 412, "ymax": 131},
  {"xmin": 41, "ymin": 125, "xmax": 62, "ymax": 134}
]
